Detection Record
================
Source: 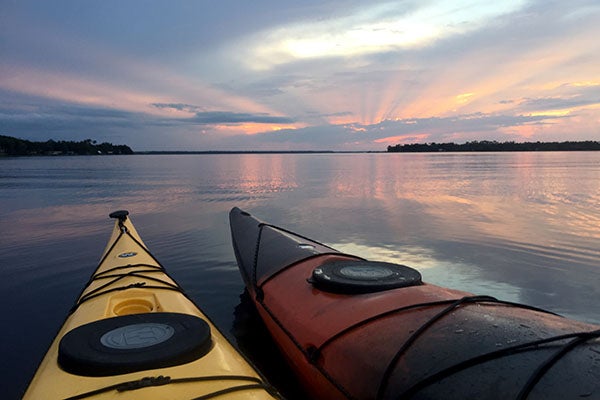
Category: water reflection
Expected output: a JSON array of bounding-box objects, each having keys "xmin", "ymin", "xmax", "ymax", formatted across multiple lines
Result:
[
  {"xmin": 333, "ymin": 241, "xmax": 522, "ymax": 301},
  {"xmin": 1, "ymin": 152, "xmax": 599, "ymax": 399},
  {"xmin": 235, "ymin": 154, "xmax": 298, "ymax": 195}
]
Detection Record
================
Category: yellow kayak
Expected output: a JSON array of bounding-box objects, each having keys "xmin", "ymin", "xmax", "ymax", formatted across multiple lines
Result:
[{"xmin": 24, "ymin": 210, "xmax": 280, "ymax": 400}]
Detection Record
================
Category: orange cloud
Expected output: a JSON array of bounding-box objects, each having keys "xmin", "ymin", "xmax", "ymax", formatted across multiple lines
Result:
[
  {"xmin": 212, "ymin": 122, "xmax": 303, "ymax": 135},
  {"xmin": 374, "ymin": 133, "xmax": 430, "ymax": 144}
]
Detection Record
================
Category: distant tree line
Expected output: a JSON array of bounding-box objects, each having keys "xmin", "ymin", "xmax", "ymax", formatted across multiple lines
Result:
[
  {"xmin": 387, "ymin": 140, "xmax": 600, "ymax": 152},
  {"xmin": 0, "ymin": 135, "xmax": 134, "ymax": 156}
]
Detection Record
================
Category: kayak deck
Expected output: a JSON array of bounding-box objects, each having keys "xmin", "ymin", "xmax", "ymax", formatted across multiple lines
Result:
[
  {"xmin": 25, "ymin": 211, "xmax": 279, "ymax": 399},
  {"xmin": 229, "ymin": 207, "xmax": 600, "ymax": 400}
]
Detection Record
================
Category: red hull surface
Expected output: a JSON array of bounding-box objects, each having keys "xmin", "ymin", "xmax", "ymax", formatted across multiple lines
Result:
[{"xmin": 229, "ymin": 208, "xmax": 600, "ymax": 400}]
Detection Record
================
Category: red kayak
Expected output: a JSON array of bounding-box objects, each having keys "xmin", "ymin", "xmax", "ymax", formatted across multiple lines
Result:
[{"xmin": 229, "ymin": 207, "xmax": 600, "ymax": 400}]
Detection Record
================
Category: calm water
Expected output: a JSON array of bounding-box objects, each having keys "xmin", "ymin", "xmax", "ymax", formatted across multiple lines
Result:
[{"xmin": 1, "ymin": 152, "xmax": 599, "ymax": 399}]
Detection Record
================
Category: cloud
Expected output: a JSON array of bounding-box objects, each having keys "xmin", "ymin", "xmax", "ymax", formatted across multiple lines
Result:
[
  {"xmin": 316, "ymin": 111, "xmax": 355, "ymax": 118},
  {"xmin": 515, "ymin": 83, "xmax": 600, "ymax": 111},
  {"xmin": 151, "ymin": 103, "xmax": 295, "ymax": 125},
  {"xmin": 519, "ymin": 96, "xmax": 600, "ymax": 111},
  {"xmin": 208, "ymin": 111, "xmax": 568, "ymax": 151},
  {"xmin": 232, "ymin": 0, "xmax": 527, "ymax": 70},
  {"xmin": 0, "ymin": 95, "xmax": 298, "ymax": 148},
  {"xmin": 152, "ymin": 103, "xmax": 204, "ymax": 113},
  {"xmin": 1, "ymin": 1, "xmax": 599, "ymax": 150},
  {"xmin": 0, "ymin": 99, "xmax": 150, "ymax": 140},
  {"xmin": 187, "ymin": 111, "xmax": 295, "ymax": 125}
]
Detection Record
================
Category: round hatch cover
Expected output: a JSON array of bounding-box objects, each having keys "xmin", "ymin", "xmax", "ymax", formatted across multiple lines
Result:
[
  {"xmin": 59, "ymin": 312, "xmax": 211, "ymax": 376},
  {"xmin": 310, "ymin": 260, "xmax": 422, "ymax": 294},
  {"xmin": 100, "ymin": 322, "xmax": 175, "ymax": 349}
]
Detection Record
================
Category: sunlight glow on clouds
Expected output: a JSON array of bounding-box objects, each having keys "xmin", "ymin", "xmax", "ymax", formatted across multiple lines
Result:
[
  {"xmin": 239, "ymin": 0, "xmax": 526, "ymax": 70},
  {"xmin": 1, "ymin": 0, "xmax": 599, "ymax": 150},
  {"xmin": 0, "ymin": 64, "xmax": 160, "ymax": 114}
]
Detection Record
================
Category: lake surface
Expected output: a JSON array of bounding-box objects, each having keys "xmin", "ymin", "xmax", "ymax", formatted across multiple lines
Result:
[{"xmin": 1, "ymin": 152, "xmax": 599, "ymax": 398}]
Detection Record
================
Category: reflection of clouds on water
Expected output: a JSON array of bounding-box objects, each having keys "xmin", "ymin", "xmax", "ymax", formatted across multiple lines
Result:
[
  {"xmin": 333, "ymin": 242, "xmax": 438, "ymax": 268},
  {"xmin": 332, "ymin": 241, "xmax": 522, "ymax": 304},
  {"xmin": 333, "ymin": 233, "xmax": 600, "ymax": 324},
  {"xmin": 1, "ymin": 152, "xmax": 599, "ymax": 400}
]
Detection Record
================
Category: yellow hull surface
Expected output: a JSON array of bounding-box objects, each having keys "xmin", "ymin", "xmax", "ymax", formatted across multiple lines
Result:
[{"xmin": 24, "ymin": 211, "xmax": 279, "ymax": 400}]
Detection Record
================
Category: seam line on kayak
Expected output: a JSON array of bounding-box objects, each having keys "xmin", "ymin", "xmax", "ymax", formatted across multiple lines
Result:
[
  {"xmin": 258, "ymin": 298, "xmax": 357, "ymax": 400},
  {"xmin": 252, "ymin": 222, "xmax": 358, "ymax": 399},
  {"xmin": 239, "ymin": 210, "xmax": 600, "ymax": 400},
  {"xmin": 259, "ymin": 223, "xmax": 339, "ymax": 252},
  {"xmin": 253, "ymin": 223, "xmax": 362, "ymax": 291},
  {"xmin": 252, "ymin": 224, "xmax": 263, "ymax": 297}
]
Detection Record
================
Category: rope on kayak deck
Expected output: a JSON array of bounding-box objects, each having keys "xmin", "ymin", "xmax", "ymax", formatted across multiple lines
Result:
[
  {"xmin": 252, "ymin": 222, "xmax": 354, "ymax": 290},
  {"xmin": 88, "ymin": 262, "xmax": 163, "ymax": 280},
  {"xmin": 515, "ymin": 329, "xmax": 600, "ymax": 400},
  {"xmin": 62, "ymin": 375, "xmax": 281, "ymax": 400},
  {"xmin": 74, "ymin": 269, "xmax": 182, "ymax": 305},
  {"xmin": 396, "ymin": 328, "xmax": 600, "ymax": 399},
  {"xmin": 376, "ymin": 295, "xmax": 498, "ymax": 399},
  {"xmin": 273, "ymin": 293, "xmax": 559, "ymax": 399},
  {"xmin": 373, "ymin": 295, "xmax": 600, "ymax": 399},
  {"xmin": 314, "ymin": 296, "xmax": 559, "ymax": 361},
  {"xmin": 69, "ymin": 224, "xmax": 187, "ymax": 313},
  {"xmin": 249, "ymin": 223, "xmax": 360, "ymax": 400},
  {"xmin": 248, "ymin": 218, "xmax": 600, "ymax": 399}
]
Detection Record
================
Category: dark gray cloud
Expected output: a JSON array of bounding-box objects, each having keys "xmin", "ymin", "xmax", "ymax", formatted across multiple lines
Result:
[
  {"xmin": 188, "ymin": 111, "xmax": 295, "ymax": 125},
  {"xmin": 499, "ymin": 83, "xmax": 600, "ymax": 113},
  {"xmin": 308, "ymin": 111, "xmax": 355, "ymax": 118},
  {"xmin": 2, "ymin": 1, "xmax": 371, "ymax": 68},
  {"xmin": 517, "ymin": 95, "xmax": 600, "ymax": 111},
  {"xmin": 0, "ymin": 95, "xmax": 297, "ymax": 148},
  {"xmin": 0, "ymin": 100, "xmax": 150, "ymax": 143},
  {"xmin": 151, "ymin": 103, "xmax": 296, "ymax": 125},
  {"xmin": 209, "ymin": 112, "xmax": 568, "ymax": 151},
  {"xmin": 152, "ymin": 103, "xmax": 204, "ymax": 113},
  {"xmin": 1, "ymin": 0, "xmax": 599, "ymax": 150}
]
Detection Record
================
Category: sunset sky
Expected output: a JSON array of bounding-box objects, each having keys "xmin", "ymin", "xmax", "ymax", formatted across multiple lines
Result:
[{"xmin": 1, "ymin": 0, "xmax": 599, "ymax": 150}]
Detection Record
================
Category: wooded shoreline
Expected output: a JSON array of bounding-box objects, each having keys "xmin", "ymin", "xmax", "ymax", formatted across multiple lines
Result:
[
  {"xmin": 387, "ymin": 140, "xmax": 600, "ymax": 152},
  {"xmin": 0, "ymin": 135, "xmax": 133, "ymax": 156}
]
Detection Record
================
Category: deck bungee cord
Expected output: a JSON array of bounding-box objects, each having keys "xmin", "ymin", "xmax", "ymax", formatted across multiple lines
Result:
[
  {"xmin": 70, "ymin": 212, "xmax": 191, "ymax": 312},
  {"xmin": 398, "ymin": 329, "xmax": 600, "ymax": 399},
  {"xmin": 246, "ymin": 219, "xmax": 600, "ymax": 399},
  {"xmin": 73, "ymin": 269, "xmax": 184, "ymax": 312},
  {"xmin": 24, "ymin": 210, "xmax": 280, "ymax": 400},
  {"xmin": 230, "ymin": 207, "xmax": 600, "ymax": 400},
  {"xmin": 63, "ymin": 375, "xmax": 278, "ymax": 400},
  {"xmin": 251, "ymin": 236, "xmax": 600, "ymax": 399},
  {"xmin": 376, "ymin": 301, "xmax": 599, "ymax": 399}
]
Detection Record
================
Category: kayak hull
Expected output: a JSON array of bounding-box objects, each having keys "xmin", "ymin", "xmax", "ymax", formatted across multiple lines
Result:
[
  {"xmin": 229, "ymin": 207, "xmax": 600, "ymax": 400},
  {"xmin": 25, "ymin": 211, "xmax": 278, "ymax": 399}
]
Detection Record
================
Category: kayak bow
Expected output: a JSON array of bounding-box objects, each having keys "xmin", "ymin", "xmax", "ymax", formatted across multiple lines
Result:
[
  {"xmin": 229, "ymin": 207, "xmax": 600, "ymax": 400},
  {"xmin": 25, "ymin": 210, "xmax": 279, "ymax": 400}
]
